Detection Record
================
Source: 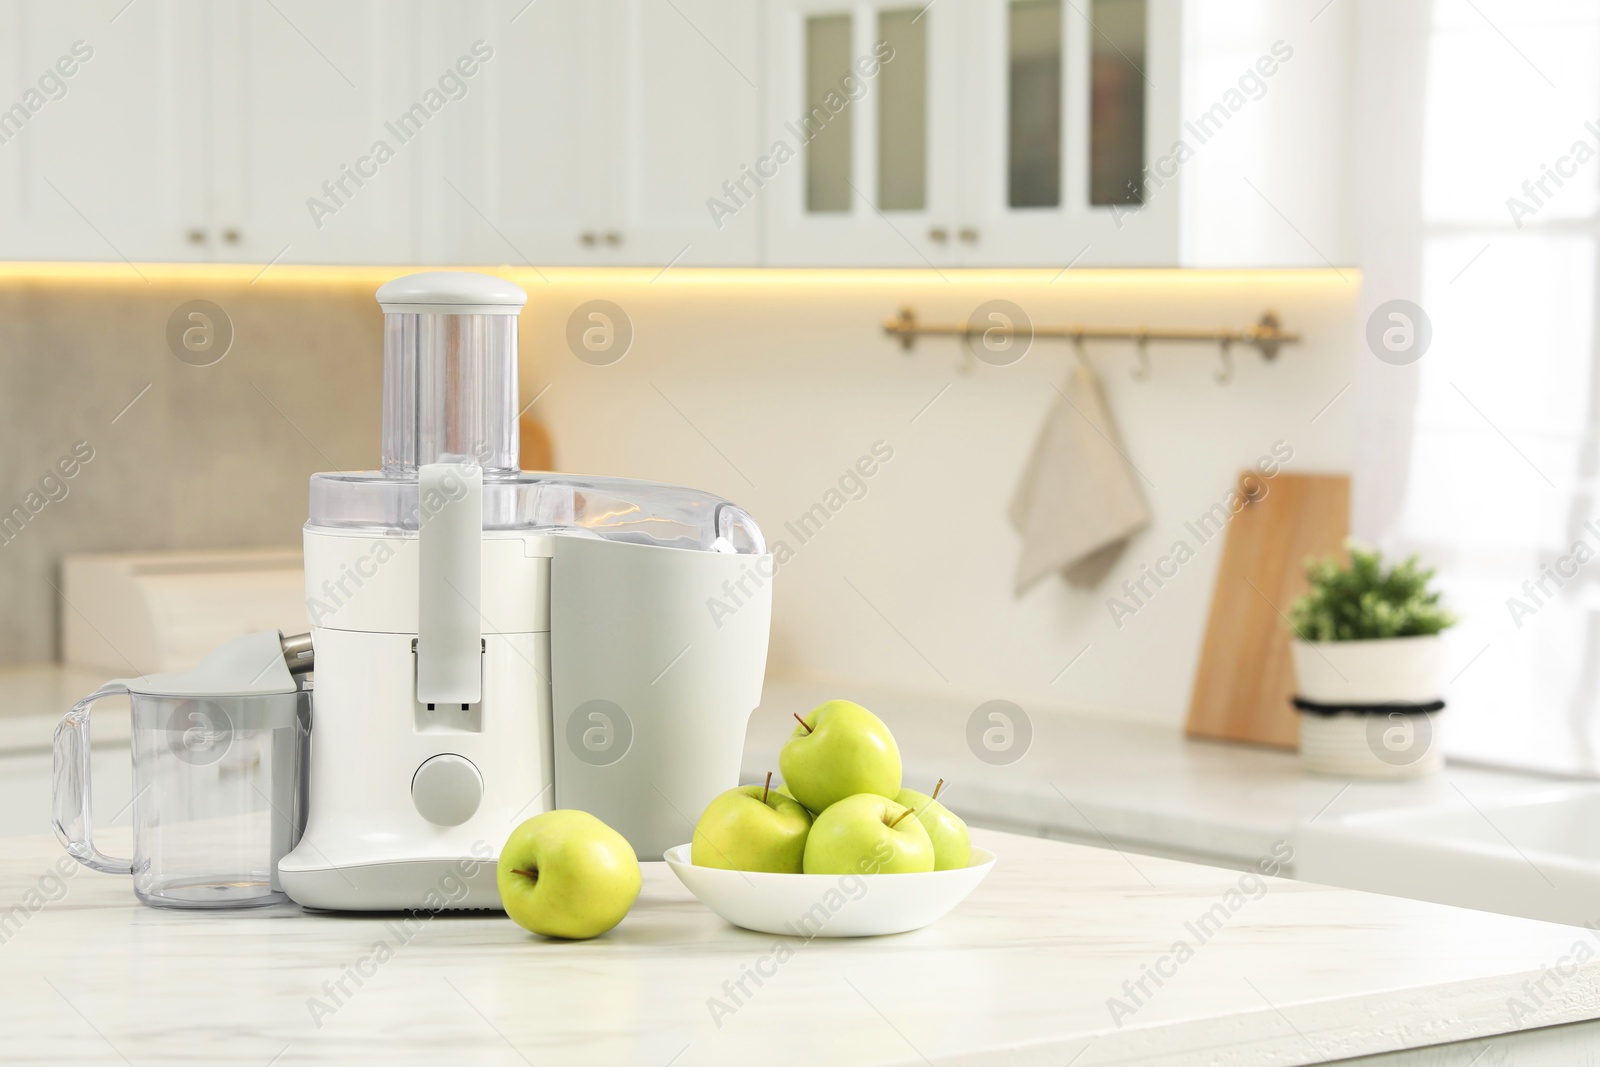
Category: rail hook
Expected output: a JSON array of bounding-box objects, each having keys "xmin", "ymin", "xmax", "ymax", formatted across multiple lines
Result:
[
  {"xmin": 1214, "ymin": 335, "xmax": 1235, "ymax": 385},
  {"xmin": 1131, "ymin": 330, "xmax": 1151, "ymax": 381},
  {"xmin": 1069, "ymin": 329, "xmax": 1088, "ymax": 371}
]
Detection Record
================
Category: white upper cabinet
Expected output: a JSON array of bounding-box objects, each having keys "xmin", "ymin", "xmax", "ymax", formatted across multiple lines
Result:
[
  {"xmin": 1176, "ymin": 0, "xmax": 1355, "ymax": 269},
  {"xmin": 960, "ymin": 0, "xmax": 1182, "ymax": 266},
  {"xmin": 0, "ymin": 0, "xmax": 418, "ymax": 265},
  {"xmin": 424, "ymin": 0, "xmax": 762, "ymax": 268},
  {"xmin": 0, "ymin": 0, "xmax": 210, "ymax": 264},
  {"xmin": 763, "ymin": 0, "xmax": 969, "ymax": 266},
  {"xmin": 0, "ymin": 0, "xmax": 1350, "ymax": 267},
  {"xmin": 615, "ymin": 0, "xmax": 763, "ymax": 266},
  {"xmin": 764, "ymin": 0, "xmax": 1183, "ymax": 267},
  {"xmin": 210, "ymin": 1, "xmax": 420, "ymax": 265},
  {"xmin": 420, "ymin": 0, "xmax": 612, "ymax": 267}
]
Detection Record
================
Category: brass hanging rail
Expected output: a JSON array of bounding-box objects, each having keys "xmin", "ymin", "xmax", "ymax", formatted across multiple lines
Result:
[{"xmin": 883, "ymin": 307, "xmax": 1300, "ymax": 362}]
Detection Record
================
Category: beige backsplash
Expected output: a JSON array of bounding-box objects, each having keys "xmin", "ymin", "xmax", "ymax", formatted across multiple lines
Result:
[
  {"xmin": 0, "ymin": 266, "xmax": 1358, "ymax": 730},
  {"xmin": 0, "ymin": 270, "xmax": 385, "ymax": 664}
]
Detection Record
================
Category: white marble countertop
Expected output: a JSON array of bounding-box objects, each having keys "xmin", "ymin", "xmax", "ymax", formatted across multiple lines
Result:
[
  {"xmin": 744, "ymin": 680, "xmax": 1583, "ymax": 869},
  {"xmin": 4, "ymin": 827, "xmax": 1599, "ymax": 1065}
]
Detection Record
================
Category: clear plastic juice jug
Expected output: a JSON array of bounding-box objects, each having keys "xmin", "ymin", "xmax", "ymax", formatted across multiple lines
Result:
[{"xmin": 53, "ymin": 630, "xmax": 311, "ymax": 908}]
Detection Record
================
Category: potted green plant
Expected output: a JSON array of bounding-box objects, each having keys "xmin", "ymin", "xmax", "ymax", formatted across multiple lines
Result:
[{"xmin": 1287, "ymin": 545, "xmax": 1457, "ymax": 778}]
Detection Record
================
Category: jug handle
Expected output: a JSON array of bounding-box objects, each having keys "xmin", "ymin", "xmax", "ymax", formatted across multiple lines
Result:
[{"xmin": 53, "ymin": 685, "xmax": 135, "ymax": 874}]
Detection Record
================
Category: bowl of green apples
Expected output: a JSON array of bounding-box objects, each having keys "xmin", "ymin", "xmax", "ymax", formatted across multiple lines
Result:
[{"xmin": 666, "ymin": 699, "xmax": 995, "ymax": 937}]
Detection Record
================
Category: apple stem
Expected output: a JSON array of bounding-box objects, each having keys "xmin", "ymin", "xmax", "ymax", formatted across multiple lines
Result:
[
  {"xmin": 762, "ymin": 771, "xmax": 772, "ymax": 805},
  {"xmin": 792, "ymin": 712, "xmax": 813, "ymax": 734},
  {"xmin": 510, "ymin": 868, "xmax": 539, "ymax": 883},
  {"xmin": 931, "ymin": 778, "xmax": 946, "ymax": 803},
  {"xmin": 887, "ymin": 805, "xmax": 916, "ymax": 829}
]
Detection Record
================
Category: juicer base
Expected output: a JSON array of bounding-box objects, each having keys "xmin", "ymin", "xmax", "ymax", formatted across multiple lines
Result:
[{"xmin": 279, "ymin": 856, "xmax": 502, "ymax": 913}]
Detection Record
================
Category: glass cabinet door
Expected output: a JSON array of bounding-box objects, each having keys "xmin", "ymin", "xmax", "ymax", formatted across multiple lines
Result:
[
  {"xmin": 964, "ymin": 0, "xmax": 1178, "ymax": 266},
  {"xmin": 1007, "ymin": 0, "xmax": 1063, "ymax": 210},
  {"xmin": 876, "ymin": 6, "xmax": 929, "ymax": 212},
  {"xmin": 765, "ymin": 0, "xmax": 966, "ymax": 266},
  {"xmin": 1087, "ymin": 0, "xmax": 1146, "ymax": 209},
  {"xmin": 765, "ymin": 0, "xmax": 1177, "ymax": 267}
]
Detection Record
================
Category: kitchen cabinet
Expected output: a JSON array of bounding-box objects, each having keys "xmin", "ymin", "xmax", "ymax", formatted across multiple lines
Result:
[
  {"xmin": 0, "ymin": 0, "xmax": 416, "ymax": 265},
  {"xmin": 208, "ymin": 1, "xmax": 420, "ymax": 265},
  {"xmin": 763, "ymin": 0, "xmax": 1182, "ymax": 267},
  {"xmin": 960, "ymin": 0, "xmax": 1182, "ymax": 266},
  {"xmin": 0, "ymin": 1, "xmax": 210, "ymax": 263},
  {"xmin": 415, "ymin": 0, "xmax": 612, "ymax": 268},
  {"xmin": 0, "ymin": 0, "xmax": 1348, "ymax": 268},
  {"xmin": 423, "ymin": 0, "xmax": 763, "ymax": 268},
  {"xmin": 761, "ymin": 0, "xmax": 969, "ymax": 265}
]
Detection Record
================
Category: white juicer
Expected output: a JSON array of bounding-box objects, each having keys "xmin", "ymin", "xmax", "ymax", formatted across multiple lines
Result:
[{"xmin": 277, "ymin": 272, "xmax": 772, "ymax": 911}]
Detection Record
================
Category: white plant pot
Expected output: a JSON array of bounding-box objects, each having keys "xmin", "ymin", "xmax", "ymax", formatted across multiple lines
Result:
[{"xmin": 1291, "ymin": 635, "xmax": 1443, "ymax": 779}]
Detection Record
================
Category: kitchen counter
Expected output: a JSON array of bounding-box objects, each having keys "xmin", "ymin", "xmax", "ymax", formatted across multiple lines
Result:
[
  {"xmin": 5, "ymin": 827, "xmax": 1600, "ymax": 1065},
  {"xmin": 2, "ymin": 665, "xmax": 1584, "ymax": 869},
  {"xmin": 744, "ymin": 680, "xmax": 1581, "ymax": 870}
]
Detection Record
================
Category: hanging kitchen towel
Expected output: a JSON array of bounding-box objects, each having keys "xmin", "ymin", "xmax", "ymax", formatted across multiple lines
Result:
[{"xmin": 1009, "ymin": 358, "xmax": 1151, "ymax": 593}]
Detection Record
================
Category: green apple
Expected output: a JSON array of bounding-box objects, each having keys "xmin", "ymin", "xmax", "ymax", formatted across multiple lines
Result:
[
  {"xmin": 896, "ymin": 780, "xmax": 971, "ymax": 871},
  {"xmin": 693, "ymin": 775, "xmax": 813, "ymax": 873},
  {"xmin": 802, "ymin": 793, "xmax": 934, "ymax": 875},
  {"xmin": 774, "ymin": 782, "xmax": 821, "ymax": 817},
  {"xmin": 778, "ymin": 700, "xmax": 902, "ymax": 814},
  {"xmin": 497, "ymin": 810, "xmax": 641, "ymax": 939}
]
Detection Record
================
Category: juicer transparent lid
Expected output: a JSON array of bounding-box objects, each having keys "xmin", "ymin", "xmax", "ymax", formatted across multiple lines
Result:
[
  {"xmin": 308, "ymin": 470, "xmax": 766, "ymax": 555},
  {"xmin": 315, "ymin": 270, "xmax": 765, "ymax": 554}
]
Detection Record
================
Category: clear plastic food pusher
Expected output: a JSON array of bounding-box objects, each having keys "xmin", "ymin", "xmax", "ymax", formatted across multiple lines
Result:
[
  {"xmin": 378, "ymin": 271, "xmax": 523, "ymax": 475},
  {"xmin": 307, "ymin": 272, "xmax": 766, "ymax": 551}
]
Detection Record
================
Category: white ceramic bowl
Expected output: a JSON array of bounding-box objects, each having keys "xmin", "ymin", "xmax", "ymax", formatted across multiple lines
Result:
[{"xmin": 663, "ymin": 844, "xmax": 996, "ymax": 937}]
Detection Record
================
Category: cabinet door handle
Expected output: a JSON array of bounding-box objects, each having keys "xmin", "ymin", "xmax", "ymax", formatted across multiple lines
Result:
[
  {"xmin": 603, "ymin": 231, "xmax": 621, "ymax": 246},
  {"xmin": 579, "ymin": 231, "xmax": 597, "ymax": 247},
  {"xmin": 958, "ymin": 227, "xmax": 979, "ymax": 244},
  {"xmin": 186, "ymin": 228, "xmax": 207, "ymax": 245},
  {"xmin": 222, "ymin": 228, "xmax": 241, "ymax": 244},
  {"xmin": 928, "ymin": 226, "xmax": 948, "ymax": 243}
]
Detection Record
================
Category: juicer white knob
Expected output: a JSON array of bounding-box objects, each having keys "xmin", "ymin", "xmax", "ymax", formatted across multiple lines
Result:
[{"xmin": 411, "ymin": 754, "xmax": 483, "ymax": 827}]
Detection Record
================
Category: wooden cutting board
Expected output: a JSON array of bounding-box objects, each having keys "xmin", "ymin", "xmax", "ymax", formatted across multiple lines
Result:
[
  {"xmin": 1185, "ymin": 471, "xmax": 1350, "ymax": 749},
  {"xmin": 520, "ymin": 413, "xmax": 555, "ymax": 471}
]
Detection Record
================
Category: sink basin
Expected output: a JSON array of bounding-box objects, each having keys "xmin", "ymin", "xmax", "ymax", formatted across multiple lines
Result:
[{"xmin": 1296, "ymin": 784, "xmax": 1600, "ymax": 926}]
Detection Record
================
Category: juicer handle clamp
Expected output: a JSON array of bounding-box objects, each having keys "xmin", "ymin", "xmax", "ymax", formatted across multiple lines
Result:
[{"xmin": 415, "ymin": 457, "xmax": 484, "ymax": 705}]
